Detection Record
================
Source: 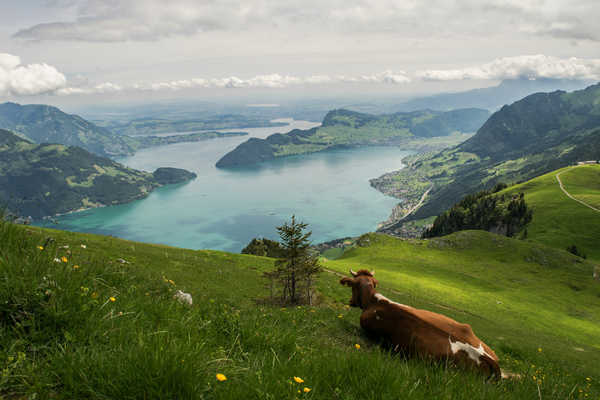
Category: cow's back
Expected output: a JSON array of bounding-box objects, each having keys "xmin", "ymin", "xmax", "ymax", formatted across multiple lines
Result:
[{"xmin": 368, "ymin": 297, "xmax": 499, "ymax": 363}]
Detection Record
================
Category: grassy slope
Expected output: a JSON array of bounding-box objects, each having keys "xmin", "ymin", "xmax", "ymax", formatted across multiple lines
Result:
[
  {"xmin": 2, "ymin": 220, "xmax": 599, "ymax": 399},
  {"xmin": 500, "ymin": 164, "xmax": 600, "ymax": 262}
]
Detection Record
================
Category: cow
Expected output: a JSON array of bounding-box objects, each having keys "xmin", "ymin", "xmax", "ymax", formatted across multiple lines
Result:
[{"xmin": 340, "ymin": 269, "xmax": 501, "ymax": 378}]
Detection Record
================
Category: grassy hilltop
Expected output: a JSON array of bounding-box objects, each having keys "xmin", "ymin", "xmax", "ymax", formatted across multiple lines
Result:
[
  {"xmin": 500, "ymin": 164, "xmax": 600, "ymax": 262},
  {"xmin": 2, "ymin": 170, "xmax": 599, "ymax": 400}
]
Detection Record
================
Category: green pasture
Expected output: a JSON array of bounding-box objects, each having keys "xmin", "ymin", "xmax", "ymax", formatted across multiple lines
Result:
[
  {"xmin": 1, "ymin": 218, "xmax": 598, "ymax": 399},
  {"xmin": 501, "ymin": 164, "xmax": 600, "ymax": 262}
]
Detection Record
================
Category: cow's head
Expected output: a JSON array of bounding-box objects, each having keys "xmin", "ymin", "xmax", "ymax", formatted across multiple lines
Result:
[{"xmin": 340, "ymin": 269, "xmax": 377, "ymax": 309}]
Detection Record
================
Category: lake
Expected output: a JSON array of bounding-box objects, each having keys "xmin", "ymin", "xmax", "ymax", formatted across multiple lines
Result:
[{"xmin": 38, "ymin": 119, "xmax": 411, "ymax": 252}]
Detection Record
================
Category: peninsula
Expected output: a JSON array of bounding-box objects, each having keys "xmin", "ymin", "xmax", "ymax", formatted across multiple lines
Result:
[{"xmin": 216, "ymin": 108, "xmax": 490, "ymax": 167}]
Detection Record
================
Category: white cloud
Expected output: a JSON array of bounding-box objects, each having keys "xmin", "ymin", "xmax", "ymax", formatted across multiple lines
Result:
[
  {"xmin": 13, "ymin": 0, "xmax": 600, "ymax": 43},
  {"xmin": 56, "ymin": 70, "xmax": 411, "ymax": 95},
  {"xmin": 0, "ymin": 53, "xmax": 67, "ymax": 96},
  {"xmin": 417, "ymin": 55, "xmax": 600, "ymax": 81}
]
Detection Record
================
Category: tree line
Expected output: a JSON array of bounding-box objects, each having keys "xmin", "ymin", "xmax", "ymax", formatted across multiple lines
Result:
[{"xmin": 423, "ymin": 183, "xmax": 533, "ymax": 238}]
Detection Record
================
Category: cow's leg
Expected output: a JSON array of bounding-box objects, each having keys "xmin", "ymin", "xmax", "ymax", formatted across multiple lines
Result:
[{"xmin": 359, "ymin": 309, "xmax": 379, "ymax": 334}]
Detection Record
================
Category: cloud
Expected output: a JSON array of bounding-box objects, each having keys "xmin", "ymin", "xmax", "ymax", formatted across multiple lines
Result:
[
  {"xmin": 0, "ymin": 53, "xmax": 67, "ymax": 96},
  {"xmin": 417, "ymin": 55, "xmax": 600, "ymax": 81},
  {"xmin": 13, "ymin": 0, "xmax": 600, "ymax": 42},
  {"xmin": 56, "ymin": 70, "xmax": 411, "ymax": 95}
]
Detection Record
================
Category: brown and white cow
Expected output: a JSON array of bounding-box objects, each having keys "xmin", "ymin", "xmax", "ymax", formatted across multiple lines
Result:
[{"xmin": 340, "ymin": 269, "xmax": 501, "ymax": 378}]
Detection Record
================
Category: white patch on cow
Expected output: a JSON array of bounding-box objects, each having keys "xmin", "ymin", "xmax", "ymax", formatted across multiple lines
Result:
[
  {"xmin": 173, "ymin": 290, "xmax": 193, "ymax": 306},
  {"xmin": 374, "ymin": 293, "xmax": 408, "ymax": 307},
  {"xmin": 448, "ymin": 337, "xmax": 493, "ymax": 365}
]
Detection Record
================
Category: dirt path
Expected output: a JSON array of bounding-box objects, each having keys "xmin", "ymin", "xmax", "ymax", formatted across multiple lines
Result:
[{"xmin": 555, "ymin": 167, "xmax": 600, "ymax": 213}]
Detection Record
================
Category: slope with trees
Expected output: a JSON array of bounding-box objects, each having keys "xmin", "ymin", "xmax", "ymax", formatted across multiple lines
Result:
[
  {"xmin": 216, "ymin": 108, "xmax": 489, "ymax": 167},
  {"xmin": 0, "ymin": 129, "xmax": 196, "ymax": 218},
  {"xmin": 0, "ymin": 102, "xmax": 248, "ymax": 158},
  {"xmin": 375, "ymin": 83, "xmax": 600, "ymax": 233}
]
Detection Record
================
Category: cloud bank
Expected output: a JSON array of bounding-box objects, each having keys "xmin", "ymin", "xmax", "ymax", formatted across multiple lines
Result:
[
  {"xmin": 417, "ymin": 55, "xmax": 600, "ymax": 81},
  {"xmin": 57, "ymin": 70, "xmax": 411, "ymax": 95},
  {"xmin": 13, "ymin": 0, "xmax": 600, "ymax": 43},
  {"xmin": 0, "ymin": 53, "xmax": 67, "ymax": 96},
  {"xmin": 2, "ymin": 53, "xmax": 598, "ymax": 98}
]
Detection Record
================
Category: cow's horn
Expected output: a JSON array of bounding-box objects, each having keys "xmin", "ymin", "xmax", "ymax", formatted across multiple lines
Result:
[
  {"xmin": 350, "ymin": 269, "xmax": 358, "ymax": 277},
  {"xmin": 371, "ymin": 270, "xmax": 375, "ymax": 276}
]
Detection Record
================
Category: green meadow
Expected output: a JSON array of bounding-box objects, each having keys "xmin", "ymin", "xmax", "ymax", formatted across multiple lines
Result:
[
  {"xmin": 1, "ymin": 165, "xmax": 599, "ymax": 399},
  {"xmin": 501, "ymin": 164, "xmax": 600, "ymax": 262}
]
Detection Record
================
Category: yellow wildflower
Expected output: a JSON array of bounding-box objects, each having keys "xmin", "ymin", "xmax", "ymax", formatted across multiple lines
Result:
[
  {"xmin": 355, "ymin": 344, "xmax": 361, "ymax": 350},
  {"xmin": 73, "ymin": 265, "xmax": 80, "ymax": 270},
  {"xmin": 338, "ymin": 314, "xmax": 343, "ymax": 318},
  {"xmin": 168, "ymin": 279, "xmax": 175, "ymax": 285},
  {"xmin": 303, "ymin": 387, "xmax": 311, "ymax": 393},
  {"xmin": 37, "ymin": 245, "xmax": 44, "ymax": 250},
  {"xmin": 109, "ymin": 296, "xmax": 116, "ymax": 302},
  {"xmin": 61, "ymin": 256, "xmax": 68, "ymax": 263},
  {"xmin": 586, "ymin": 377, "xmax": 591, "ymax": 381},
  {"xmin": 216, "ymin": 373, "xmax": 227, "ymax": 381},
  {"xmin": 91, "ymin": 292, "xmax": 98, "ymax": 299},
  {"xmin": 538, "ymin": 347, "xmax": 542, "ymax": 352},
  {"xmin": 293, "ymin": 376, "xmax": 304, "ymax": 383}
]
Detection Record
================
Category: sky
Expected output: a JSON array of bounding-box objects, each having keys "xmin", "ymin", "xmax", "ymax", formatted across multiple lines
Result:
[{"xmin": 1, "ymin": 0, "xmax": 600, "ymax": 107}]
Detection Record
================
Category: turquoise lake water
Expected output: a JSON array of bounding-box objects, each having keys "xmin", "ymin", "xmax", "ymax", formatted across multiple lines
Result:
[{"xmin": 38, "ymin": 119, "xmax": 411, "ymax": 252}]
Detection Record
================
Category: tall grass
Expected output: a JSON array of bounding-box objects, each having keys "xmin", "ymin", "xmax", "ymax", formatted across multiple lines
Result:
[{"xmin": 1, "ymin": 219, "xmax": 598, "ymax": 399}]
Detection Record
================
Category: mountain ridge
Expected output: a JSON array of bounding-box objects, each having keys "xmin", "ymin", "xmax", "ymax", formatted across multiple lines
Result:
[
  {"xmin": 0, "ymin": 102, "xmax": 248, "ymax": 158},
  {"xmin": 373, "ymin": 83, "xmax": 600, "ymax": 233},
  {"xmin": 216, "ymin": 107, "xmax": 489, "ymax": 167},
  {"xmin": 0, "ymin": 129, "xmax": 196, "ymax": 218}
]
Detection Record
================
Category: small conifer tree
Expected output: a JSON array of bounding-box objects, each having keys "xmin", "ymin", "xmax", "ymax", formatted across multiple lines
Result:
[{"xmin": 264, "ymin": 215, "xmax": 321, "ymax": 305}]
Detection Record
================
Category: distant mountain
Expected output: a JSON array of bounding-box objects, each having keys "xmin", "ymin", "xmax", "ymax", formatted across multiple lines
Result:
[
  {"xmin": 374, "ymin": 82, "xmax": 600, "ymax": 234},
  {"xmin": 216, "ymin": 108, "xmax": 490, "ymax": 167},
  {"xmin": 98, "ymin": 115, "xmax": 286, "ymax": 136},
  {"xmin": 0, "ymin": 129, "xmax": 196, "ymax": 218},
  {"xmin": 396, "ymin": 78, "xmax": 592, "ymax": 112},
  {"xmin": 0, "ymin": 102, "xmax": 135, "ymax": 158},
  {"xmin": 0, "ymin": 102, "xmax": 248, "ymax": 158}
]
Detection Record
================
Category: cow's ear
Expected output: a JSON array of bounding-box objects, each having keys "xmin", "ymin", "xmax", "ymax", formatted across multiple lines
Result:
[
  {"xmin": 340, "ymin": 277, "xmax": 355, "ymax": 287},
  {"xmin": 372, "ymin": 278, "xmax": 379, "ymax": 288}
]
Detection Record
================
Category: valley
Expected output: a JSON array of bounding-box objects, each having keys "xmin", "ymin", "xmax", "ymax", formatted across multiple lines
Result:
[
  {"xmin": 374, "ymin": 84, "xmax": 600, "ymax": 234},
  {"xmin": 2, "ymin": 3, "xmax": 599, "ymax": 399},
  {"xmin": 2, "ymin": 181, "xmax": 598, "ymax": 398},
  {"xmin": 2, "ymin": 83, "xmax": 600, "ymax": 400}
]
